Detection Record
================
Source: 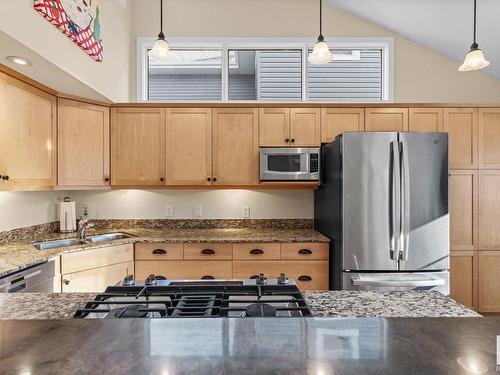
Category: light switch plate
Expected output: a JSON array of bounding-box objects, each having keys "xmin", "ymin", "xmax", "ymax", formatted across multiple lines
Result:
[
  {"xmin": 242, "ymin": 206, "xmax": 250, "ymax": 218},
  {"xmin": 194, "ymin": 205, "xmax": 202, "ymax": 217},
  {"xmin": 165, "ymin": 205, "xmax": 174, "ymax": 218}
]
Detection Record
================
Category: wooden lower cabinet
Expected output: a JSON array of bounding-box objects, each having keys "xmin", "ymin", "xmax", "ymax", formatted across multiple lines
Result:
[
  {"xmin": 450, "ymin": 251, "xmax": 477, "ymax": 309},
  {"xmin": 61, "ymin": 244, "xmax": 133, "ymax": 274},
  {"xmin": 62, "ymin": 261, "xmax": 134, "ymax": 293},
  {"xmin": 233, "ymin": 260, "xmax": 328, "ymax": 291},
  {"xmin": 478, "ymin": 251, "xmax": 500, "ymax": 313},
  {"xmin": 135, "ymin": 261, "xmax": 232, "ymax": 280}
]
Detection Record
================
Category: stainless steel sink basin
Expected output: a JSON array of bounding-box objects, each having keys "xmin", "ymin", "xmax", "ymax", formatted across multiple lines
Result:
[
  {"xmin": 33, "ymin": 238, "xmax": 87, "ymax": 250},
  {"xmin": 86, "ymin": 232, "xmax": 134, "ymax": 243}
]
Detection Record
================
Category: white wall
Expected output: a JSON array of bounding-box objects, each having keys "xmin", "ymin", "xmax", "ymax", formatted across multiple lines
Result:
[
  {"xmin": 0, "ymin": 0, "xmax": 131, "ymax": 102},
  {"xmin": 0, "ymin": 190, "xmax": 313, "ymax": 232}
]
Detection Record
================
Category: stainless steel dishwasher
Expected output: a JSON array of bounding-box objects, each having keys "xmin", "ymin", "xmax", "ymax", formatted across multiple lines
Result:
[{"xmin": 0, "ymin": 259, "xmax": 56, "ymax": 293}]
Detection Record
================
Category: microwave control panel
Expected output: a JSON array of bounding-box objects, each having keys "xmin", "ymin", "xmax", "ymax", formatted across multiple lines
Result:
[{"xmin": 310, "ymin": 153, "xmax": 319, "ymax": 173}]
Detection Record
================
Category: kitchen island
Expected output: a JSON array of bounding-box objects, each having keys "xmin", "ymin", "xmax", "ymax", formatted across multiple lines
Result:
[
  {"xmin": 0, "ymin": 290, "xmax": 479, "ymax": 319},
  {"xmin": 0, "ymin": 316, "xmax": 495, "ymax": 375}
]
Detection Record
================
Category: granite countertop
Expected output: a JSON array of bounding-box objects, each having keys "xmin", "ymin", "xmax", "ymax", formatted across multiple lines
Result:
[
  {"xmin": 0, "ymin": 317, "xmax": 496, "ymax": 374},
  {"xmin": 0, "ymin": 226, "xmax": 329, "ymax": 277},
  {"xmin": 0, "ymin": 291, "xmax": 479, "ymax": 320}
]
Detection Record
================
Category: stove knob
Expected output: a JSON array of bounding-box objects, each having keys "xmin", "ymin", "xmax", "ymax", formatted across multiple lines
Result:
[
  {"xmin": 145, "ymin": 274, "xmax": 158, "ymax": 286},
  {"xmin": 256, "ymin": 273, "xmax": 267, "ymax": 285},
  {"xmin": 122, "ymin": 274, "xmax": 135, "ymax": 286},
  {"xmin": 277, "ymin": 273, "xmax": 289, "ymax": 285}
]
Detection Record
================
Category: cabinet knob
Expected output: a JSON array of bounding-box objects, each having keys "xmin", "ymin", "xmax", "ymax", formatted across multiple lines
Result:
[
  {"xmin": 250, "ymin": 275, "xmax": 260, "ymax": 279},
  {"xmin": 63, "ymin": 279, "xmax": 70, "ymax": 285},
  {"xmin": 298, "ymin": 275, "xmax": 312, "ymax": 282},
  {"xmin": 213, "ymin": 177, "xmax": 217, "ymax": 182},
  {"xmin": 104, "ymin": 176, "xmax": 110, "ymax": 182},
  {"xmin": 249, "ymin": 249, "xmax": 264, "ymax": 255},
  {"xmin": 285, "ymin": 138, "xmax": 290, "ymax": 143},
  {"xmin": 2, "ymin": 175, "xmax": 9, "ymax": 180},
  {"xmin": 298, "ymin": 249, "xmax": 312, "ymax": 255},
  {"xmin": 207, "ymin": 177, "xmax": 211, "ymax": 182},
  {"xmin": 201, "ymin": 249, "xmax": 215, "ymax": 255},
  {"xmin": 160, "ymin": 177, "xmax": 165, "ymax": 182},
  {"xmin": 201, "ymin": 275, "xmax": 215, "ymax": 280},
  {"xmin": 291, "ymin": 139, "xmax": 295, "ymax": 143},
  {"xmin": 152, "ymin": 249, "xmax": 167, "ymax": 255}
]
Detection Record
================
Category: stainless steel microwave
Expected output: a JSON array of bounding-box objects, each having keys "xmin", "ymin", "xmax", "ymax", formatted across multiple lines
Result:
[{"xmin": 260, "ymin": 148, "xmax": 320, "ymax": 181}]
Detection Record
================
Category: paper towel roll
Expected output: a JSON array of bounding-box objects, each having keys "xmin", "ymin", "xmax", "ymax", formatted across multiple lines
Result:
[{"xmin": 59, "ymin": 201, "xmax": 76, "ymax": 233}]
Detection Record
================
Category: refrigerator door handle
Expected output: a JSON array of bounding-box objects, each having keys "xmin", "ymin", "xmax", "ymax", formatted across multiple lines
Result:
[
  {"xmin": 390, "ymin": 141, "xmax": 401, "ymax": 261},
  {"xmin": 351, "ymin": 276, "xmax": 445, "ymax": 288},
  {"xmin": 400, "ymin": 141, "xmax": 411, "ymax": 261}
]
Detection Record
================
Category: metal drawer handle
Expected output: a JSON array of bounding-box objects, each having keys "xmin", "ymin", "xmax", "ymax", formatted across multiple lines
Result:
[
  {"xmin": 249, "ymin": 249, "xmax": 264, "ymax": 255},
  {"xmin": 201, "ymin": 275, "xmax": 215, "ymax": 280},
  {"xmin": 152, "ymin": 249, "xmax": 167, "ymax": 255},
  {"xmin": 250, "ymin": 275, "xmax": 260, "ymax": 279},
  {"xmin": 298, "ymin": 249, "xmax": 312, "ymax": 255},
  {"xmin": 201, "ymin": 249, "xmax": 215, "ymax": 255},
  {"xmin": 298, "ymin": 275, "xmax": 312, "ymax": 282}
]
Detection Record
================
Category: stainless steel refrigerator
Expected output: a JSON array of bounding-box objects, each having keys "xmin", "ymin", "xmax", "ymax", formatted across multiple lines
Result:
[{"xmin": 314, "ymin": 132, "xmax": 449, "ymax": 294}]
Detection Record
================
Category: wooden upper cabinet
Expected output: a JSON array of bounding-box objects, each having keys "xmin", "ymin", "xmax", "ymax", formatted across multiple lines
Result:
[
  {"xmin": 478, "ymin": 108, "xmax": 500, "ymax": 169},
  {"xmin": 449, "ymin": 170, "xmax": 477, "ymax": 251},
  {"xmin": 213, "ymin": 108, "xmax": 259, "ymax": 185},
  {"xmin": 111, "ymin": 108, "xmax": 166, "ymax": 186},
  {"xmin": 409, "ymin": 108, "xmax": 444, "ymax": 132},
  {"xmin": 259, "ymin": 108, "xmax": 290, "ymax": 147},
  {"xmin": 166, "ymin": 108, "xmax": 212, "ymax": 185},
  {"xmin": 290, "ymin": 108, "xmax": 320, "ymax": 146},
  {"xmin": 450, "ymin": 251, "xmax": 477, "ymax": 310},
  {"xmin": 478, "ymin": 170, "xmax": 500, "ymax": 249},
  {"xmin": 0, "ymin": 72, "xmax": 56, "ymax": 191},
  {"xmin": 321, "ymin": 108, "xmax": 364, "ymax": 143},
  {"xmin": 443, "ymin": 108, "xmax": 478, "ymax": 169},
  {"xmin": 365, "ymin": 108, "xmax": 409, "ymax": 132},
  {"xmin": 57, "ymin": 99, "xmax": 110, "ymax": 188}
]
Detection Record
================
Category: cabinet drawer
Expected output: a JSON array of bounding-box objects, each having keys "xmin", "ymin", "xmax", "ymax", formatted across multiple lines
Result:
[
  {"xmin": 233, "ymin": 243, "xmax": 281, "ymax": 260},
  {"xmin": 233, "ymin": 260, "xmax": 329, "ymax": 290},
  {"xmin": 135, "ymin": 261, "xmax": 232, "ymax": 280},
  {"xmin": 281, "ymin": 243, "xmax": 329, "ymax": 260},
  {"xmin": 62, "ymin": 261, "xmax": 134, "ymax": 293},
  {"xmin": 61, "ymin": 244, "xmax": 133, "ymax": 274},
  {"xmin": 135, "ymin": 243, "xmax": 183, "ymax": 260},
  {"xmin": 183, "ymin": 243, "xmax": 233, "ymax": 260}
]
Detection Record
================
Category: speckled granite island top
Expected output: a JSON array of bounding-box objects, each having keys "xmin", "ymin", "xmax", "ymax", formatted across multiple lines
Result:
[
  {"xmin": 0, "ymin": 291, "xmax": 479, "ymax": 320},
  {"xmin": 0, "ymin": 317, "xmax": 496, "ymax": 375},
  {"xmin": 0, "ymin": 220, "xmax": 329, "ymax": 277}
]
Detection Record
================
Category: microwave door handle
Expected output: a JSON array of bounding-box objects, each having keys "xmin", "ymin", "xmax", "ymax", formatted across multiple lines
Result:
[{"xmin": 400, "ymin": 141, "xmax": 410, "ymax": 261}]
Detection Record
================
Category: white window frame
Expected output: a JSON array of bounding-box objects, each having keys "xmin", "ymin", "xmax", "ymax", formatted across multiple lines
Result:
[{"xmin": 137, "ymin": 37, "xmax": 394, "ymax": 103}]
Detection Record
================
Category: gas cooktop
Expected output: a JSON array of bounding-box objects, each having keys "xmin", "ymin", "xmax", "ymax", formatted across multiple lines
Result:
[{"xmin": 74, "ymin": 274, "xmax": 313, "ymax": 319}]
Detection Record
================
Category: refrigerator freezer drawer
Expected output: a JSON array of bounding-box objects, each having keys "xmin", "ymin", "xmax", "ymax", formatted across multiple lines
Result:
[{"xmin": 343, "ymin": 271, "xmax": 449, "ymax": 295}]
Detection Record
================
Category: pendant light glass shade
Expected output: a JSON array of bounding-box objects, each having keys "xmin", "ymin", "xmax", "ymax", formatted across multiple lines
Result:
[
  {"xmin": 459, "ymin": 45, "xmax": 490, "ymax": 72},
  {"xmin": 308, "ymin": 0, "xmax": 333, "ymax": 65},
  {"xmin": 459, "ymin": 0, "xmax": 489, "ymax": 72},
  {"xmin": 148, "ymin": 0, "xmax": 170, "ymax": 61}
]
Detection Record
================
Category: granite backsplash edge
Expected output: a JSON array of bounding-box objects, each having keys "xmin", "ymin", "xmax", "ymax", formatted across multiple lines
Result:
[{"xmin": 0, "ymin": 219, "xmax": 314, "ymax": 244}]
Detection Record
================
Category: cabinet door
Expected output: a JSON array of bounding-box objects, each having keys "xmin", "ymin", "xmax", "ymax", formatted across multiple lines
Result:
[
  {"xmin": 409, "ymin": 108, "xmax": 443, "ymax": 132},
  {"xmin": 58, "ymin": 99, "xmax": 110, "ymax": 187},
  {"xmin": 213, "ymin": 108, "xmax": 259, "ymax": 185},
  {"xmin": 111, "ymin": 108, "xmax": 166, "ymax": 186},
  {"xmin": 321, "ymin": 108, "xmax": 364, "ymax": 143},
  {"xmin": 62, "ymin": 261, "xmax": 134, "ymax": 293},
  {"xmin": 450, "ymin": 251, "xmax": 477, "ymax": 309},
  {"xmin": 478, "ymin": 251, "xmax": 500, "ymax": 312},
  {"xmin": 259, "ymin": 108, "xmax": 290, "ymax": 147},
  {"xmin": 478, "ymin": 171, "xmax": 500, "ymax": 249},
  {"xmin": 0, "ymin": 72, "xmax": 56, "ymax": 190},
  {"xmin": 443, "ymin": 108, "xmax": 478, "ymax": 169},
  {"xmin": 449, "ymin": 170, "xmax": 478, "ymax": 250},
  {"xmin": 166, "ymin": 108, "xmax": 212, "ymax": 185},
  {"xmin": 290, "ymin": 108, "xmax": 321, "ymax": 146},
  {"xmin": 478, "ymin": 108, "xmax": 500, "ymax": 169},
  {"xmin": 365, "ymin": 108, "xmax": 409, "ymax": 132}
]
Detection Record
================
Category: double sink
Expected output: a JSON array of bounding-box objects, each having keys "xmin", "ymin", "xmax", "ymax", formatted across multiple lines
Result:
[{"xmin": 33, "ymin": 233, "xmax": 134, "ymax": 250}]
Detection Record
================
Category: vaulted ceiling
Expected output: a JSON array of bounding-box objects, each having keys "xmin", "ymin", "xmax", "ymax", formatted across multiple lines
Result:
[{"xmin": 328, "ymin": 0, "xmax": 500, "ymax": 79}]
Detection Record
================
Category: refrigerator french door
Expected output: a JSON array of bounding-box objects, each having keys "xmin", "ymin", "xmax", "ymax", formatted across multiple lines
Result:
[{"xmin": 314, "ymin": 132, "xmax": 449, "ymax": 294}]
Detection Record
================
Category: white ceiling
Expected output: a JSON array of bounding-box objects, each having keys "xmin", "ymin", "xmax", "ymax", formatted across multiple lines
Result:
[{"xmin": 328, "ymin": 0, "xmax": 500, "ymax": 79}]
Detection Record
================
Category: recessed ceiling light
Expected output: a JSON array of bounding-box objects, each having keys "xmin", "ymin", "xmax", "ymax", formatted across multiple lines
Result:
[{"xmin": 6, "ymin": 56, "xmax": 32, "ymax": 66}]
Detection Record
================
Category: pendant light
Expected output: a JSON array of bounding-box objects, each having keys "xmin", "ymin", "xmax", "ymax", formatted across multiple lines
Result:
[
  {"xmin": 458, "ymin": 0, "xmax": 489, "ymax": 72},
  {"xmin": 308, "ymin": 0, "xmax": 333, "ymax": 65},
  {"xmin": 148, "ymin": 0, "xmax": 170, "ymax": 61}
]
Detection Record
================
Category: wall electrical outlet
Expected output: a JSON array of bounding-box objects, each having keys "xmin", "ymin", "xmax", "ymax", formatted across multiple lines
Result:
[
  {"xmin": 194, "ymin": 205, "xmax": 203, "ymax": 218},
  {"xmin": 242, "ymin": 206, "xmax": 250, "ymax": 218},
  {"xmin": 165, "ymin": 205, "xmax": 174, "ymax": 218}
]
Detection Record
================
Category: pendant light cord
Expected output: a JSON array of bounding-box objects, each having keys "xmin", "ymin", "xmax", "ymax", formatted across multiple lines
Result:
[
  {"xmin": 160, "ymin": 0, "xmax": 163, "ymax": 33},
  {"xmin": 473, "ymin": 0, "xmax": 477, "ymax": 44},
  {"xmin": 319, "ymin": 0, "xmax": 323, "ymax": 36}
]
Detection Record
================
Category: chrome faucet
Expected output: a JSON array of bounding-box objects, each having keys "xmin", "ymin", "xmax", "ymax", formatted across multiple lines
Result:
[{"xmin": 78, "ymin": 207, "xmax": 94, "ymax": 241}]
